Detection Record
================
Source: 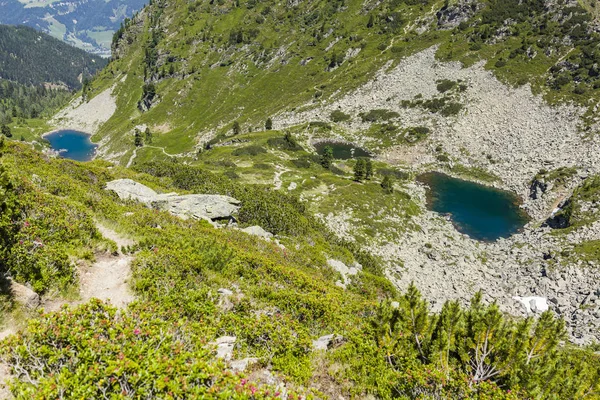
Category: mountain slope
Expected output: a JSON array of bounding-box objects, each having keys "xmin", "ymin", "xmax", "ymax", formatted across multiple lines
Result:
[
  {"xmin": 0, "ymin": 0, "xmax": 146, "ymax": 56},
  {"xmin": 52, "ymin": 0, "xmax": 600, "ymax": 345},
  {"xmin": 0, "ymin": 140, "xmax": 598, "ymax": 398},
  {"xmin": 89, "ymin": 0, "xmax": 600, "ymax": 162},
  {"xmin": 0, "ymin": 25, "xmax": 107, "ymax": 89}
]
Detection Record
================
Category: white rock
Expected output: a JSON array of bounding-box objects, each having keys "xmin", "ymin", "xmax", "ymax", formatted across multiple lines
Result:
[
  {"xmin": 241, "ymin": 226, "xmax": 274, "ymax": 239},
  {"xmin": 230, "ymin": 357, "xmax": 259, "ymax": 372},
  {"xmin": 105, "ymin": 179, "xmax": 158, "ymax": 204},
  {"xmin": 106, "ymin": 179, "xmax": 241, "ymax": 221},
  {"xmin": 327, "ymin": 259, "xmax": 361, "ymax": 288},
  {"xmin": 213, "ymin": 336, "xmax": 236, "ymax": 361},
  {"xmin": 10, "ymin": 279, "xmax": 39, "ymax": 309},
  {"xmin": 312, "ymin": 334, "xmax": 344, "ymax": 351},
  {"xmin": 217, "ymin": 288, "xmax": 233, "ymax": 296},
  {"xmin": 513, "ymin": 296, "xmax": 549, "ymax": 314}
]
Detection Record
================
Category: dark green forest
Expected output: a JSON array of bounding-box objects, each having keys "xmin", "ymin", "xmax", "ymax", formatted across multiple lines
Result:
[
  {"xmin": 0, "ymin": 25, "xmax": 107, "ymax": 89},
  {"xmin": 0, "ymin": 80, "xmax": 71, "ymax": 124}
]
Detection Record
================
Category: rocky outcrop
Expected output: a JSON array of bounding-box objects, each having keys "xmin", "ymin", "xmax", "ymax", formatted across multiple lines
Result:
[
  {"xmin": 327, "ymin": 259, "xmax": 361, "ymax": 289},
  {"xmin": 105, "ymin": 179, "xmax": 240, "ymax": 222},
  {"xmin": 105, "ymin": 179, "xmax": 157, "ymax": 205},
  {"xmin": 312, "ymin": 334, "xmax": 345, "ymax": 351},
  {"xmin": 513, "ymin": 296, "xmax": 549, "ymax": 314},
  {"xmin": 212, "ymin": 336, "xmax": 236, "ymax": 361},
  {"xmin": 543, "ymin": 200, "xmax": 572, "ymax": 229},
  {"xmin": 9, "ymin": 279, "xmax": 39, "ymax": 309},
  {"xmin": 241, "ymin": 226, "xmax": 274, "ymax": 239},
  {"xmin": 529, "ymin": 178, "xmax": 548, "ymax": 200},
  {"xmin": 436, "ymin": 0, "xmax": 480, "ymax": 29}
]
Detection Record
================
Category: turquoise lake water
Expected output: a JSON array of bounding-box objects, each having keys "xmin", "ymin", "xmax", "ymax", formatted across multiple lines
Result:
[
  {"xmin": 418, "ymin": 172, "xmax": 529, "ymax": 241},
  {"xmin": 45, "ymin": 130, "xmax": 97, "ymax": 161},
  {"xmin": 313, "ymin": 141, "xmax": 371, "ymax": 159}
]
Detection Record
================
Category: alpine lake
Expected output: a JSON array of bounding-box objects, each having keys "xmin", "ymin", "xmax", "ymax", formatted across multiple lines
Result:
[
  {"xmin": 45, "ymin": 130, "xmax": 98, "ymax": 162},
  {"xmin": 417, "ymin": 172, "xmax": 530, "ymax": 242}
]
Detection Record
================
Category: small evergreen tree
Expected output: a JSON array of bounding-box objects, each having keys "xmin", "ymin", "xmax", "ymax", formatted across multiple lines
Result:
[
  {"xmin": 381, "ymin": 175, "xmax": 393, "ymax": 194},
  {"xmin": 354, "ymin": 158, "xmax": 366, "ymax": 181},
  {"xmin": 265, "ymin": 118, "xmax": 273, "ymax": 130},
  {"xmin": 320, "ymin": 146, "xmax": 334, "ymax": 169},
  {"xmin": 232, "ymin": 121, "xmax": 241, "ymax": 135},
  {"xmin": 134, "ymin": 129, "xmax": 143, "ymax": 147},
  {"xmin": 144, "ymin": 127, "xmax": 152, "ymax": 144},
  {"xmin": 0, "ymin": 124, "xmax": 11, "ymax": 138},
  {"xmin": 365, "ymin": 158, "xmax": 373, "ymax": 180},
  {"xmin": 367, "ymin": 14, "xmax": 374, "ymax": 28}
]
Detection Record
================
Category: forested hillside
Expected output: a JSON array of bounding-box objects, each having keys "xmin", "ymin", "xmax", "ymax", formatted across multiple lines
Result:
[
  {"xmin": 0, "ymin": 0, "xmax": 146, "ymax": 56},
  {"xmin": 0, "ymin": 81, "xmax": 71, "ymax": 125},
  {"xmin": 0, "ymin": 25, "xmax": 107, "ymax": 89}
]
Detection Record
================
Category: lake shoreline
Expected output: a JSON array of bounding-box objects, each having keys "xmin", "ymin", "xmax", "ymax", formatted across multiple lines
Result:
[
  {"xmin": 416, "ymin": 171, "xmax": 530, "ymax": 242},
  {"xmin": 44, "ymin": 129, "xmax": 99, "ymax": 162}
]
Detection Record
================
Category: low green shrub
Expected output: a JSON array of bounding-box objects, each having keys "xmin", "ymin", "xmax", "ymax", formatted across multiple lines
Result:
[
  {"xmin": 330, "ymin": 110, "xmax": 351, "ymax": 122},
  {"xmin": 359, "ymin": 109, "xmax": 399, "ymax": 122}
]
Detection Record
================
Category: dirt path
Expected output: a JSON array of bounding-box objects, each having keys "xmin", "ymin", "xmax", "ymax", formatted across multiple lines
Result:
[
  {"xmin": 0, "ymin": 223, "xmax": 135, "ymax": 398},
  {"xmin": 45, "ymin": 223, "xmax": 135, "ymax": 312},
  {"xmin": 0, "ymin": 363, "xmax": 10, "ymax": 399},
  {"xmin": 273, "ymin": 166, "xmax": 290, "ymax": 190},
  {"xmin": 126, "ymin": 147, "xmax": 138, "ymax": 168}
]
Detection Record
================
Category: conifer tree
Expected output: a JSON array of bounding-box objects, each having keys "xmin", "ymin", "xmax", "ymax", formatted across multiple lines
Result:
[
  {"xmin": 365, "ymin": 158, "xmax": 373, "ymax": 180},
  {"xmin": 0, "ymin": 124, "xmax": 11, "ymax": 138},
  {"xmin": 367, "ymin": 14, "xmax": 374, "ymax": 28},
  {"xmin": 265, "ymin": 118, "xmax": 273, "ymax": 130},
  {"xmin": 134, "ymin": 129, "xmax": 143, "ymax": 147},
  {"xmin": 145, "ymin": 127, "xmax": 152, "ymax": 144},
  {"xmin": 354, "ymin": 158, "xmax": 366, "ymax": 181},
  {"xmin": 403, "ymin": 282, "xmax": 430, "ymax": 361},
  {"xmin": 381, "ymin": 175, "xmax": 393, "ymax": 193},
  {"xmin": 430, "ymin": 300, "xmax": 463, "ymax": 378},
  {"xmin": 232, "ymin": 121, "xmax": 241, "ymax": 135},
  {"xmin": 320, "ymin": 146, "xmax": 334, "ymax": 169}
]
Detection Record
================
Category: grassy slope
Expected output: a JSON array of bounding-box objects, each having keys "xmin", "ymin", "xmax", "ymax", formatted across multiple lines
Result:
[
  {"xmin": 83, "ymin": 0, "xmax": 600, "ymax": 165},
  {"xmin": 0, "ymin": 142, "xmax": 599, "ymax": 398},
  {"xmin": 90, "ymin": 0, "xmax": 447, "ymax": 161}
]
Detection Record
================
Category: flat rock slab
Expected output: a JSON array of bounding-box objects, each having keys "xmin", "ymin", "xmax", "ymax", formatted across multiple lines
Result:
[
  {"xmin": 105, "ymin": 179, "xmax": 241, "ymax": 221},
  {"xmin": 213, "ymin": 336, "xmax": 237, "ymax": 361},
  {"xmin": 105, "ymin": 179, "xmax": 158, "ymax": 204},
  {"xmin": 241, "ymin": 226, "xmax": 274, "ymax": 239},
  {"xmin": 157, "ymin": 194, "xmax": 240, "ymax": 220}
]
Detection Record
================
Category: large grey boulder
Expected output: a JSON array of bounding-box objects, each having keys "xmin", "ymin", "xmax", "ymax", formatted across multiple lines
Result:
[
  {"xmin": 105, "ymin": 179, "xmax": 158, "ymax": 205},
  {"xmin": 241, "ymin": 225, "xmax": 274, "ymax": 239},
  {"xmin": 105, "ymin": 179, "xmax": 240, "ymax": 221},
  {"xmin": 156, "ymin": 194, "xmax": 240, "ymax": 221}
]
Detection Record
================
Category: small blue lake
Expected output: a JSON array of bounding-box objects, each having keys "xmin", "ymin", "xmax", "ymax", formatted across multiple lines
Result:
[
  {"xmin": 45, "ymin": 130, "xmax": 97, "ymax": 161},
  {"xmin": 313, "ymin": 141, "xmax": 371, "ymax": 160},
  {"xmin": 418, "ymin": 172, "xmax": 529, "ymax": 241}
]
